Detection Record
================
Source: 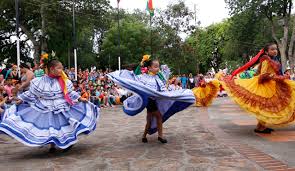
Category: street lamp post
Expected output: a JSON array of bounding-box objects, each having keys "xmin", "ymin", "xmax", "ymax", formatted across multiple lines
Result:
[
  {"xmin": 72, "ymin": 0, "xmax": 77, "ymax": 81},
  {"xmin": 15, "ymin": 0, "xmax": 21, "ymax": 77},
  {"xmin": 109, "ymin": 54, "xmax": 111, "ymax": 70},
  {"xmin": 117, "ymin": 1, "xmax": 121, "ymax": 71}
]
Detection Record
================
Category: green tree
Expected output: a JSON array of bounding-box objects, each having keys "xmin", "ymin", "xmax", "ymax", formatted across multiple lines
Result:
[
  {"xmin": 99, "ymin": 18, "xmax": 151, "ymax": 69},
  {"xmin": 0, "ymin": 0, "xmax": 37, "ymax": 63},
  {"xmin": 224, "ymin": 8, "xmax": 273, "ymax": 62},
  {"xmin": 152, "ymin": 0, "xmax": 195, "ymax": 74},
  {"xmin": 0, "ymin": 0, "xmax": 111, "ymax": 68},
  {"xmin": 187, "ymin": 22, "xmax": 234, "ymax": 73},
  {"xmin": 225, "ymin": 0, "xmax": 294, "ymax": 71}
]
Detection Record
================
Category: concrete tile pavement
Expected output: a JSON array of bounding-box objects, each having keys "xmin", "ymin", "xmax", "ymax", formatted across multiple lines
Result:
[
  {"xmin": 207, "ymin": 97, "xmax": 295, "ymax": 170},
  {"xmin": 0, "ymin": 105, "xmax": 262, "ymax": 171}
]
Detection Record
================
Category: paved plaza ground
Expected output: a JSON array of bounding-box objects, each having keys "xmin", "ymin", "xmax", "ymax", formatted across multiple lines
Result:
[{"xmin": 0, "ymin": 98, "xmax": 294, "ymax": 171}]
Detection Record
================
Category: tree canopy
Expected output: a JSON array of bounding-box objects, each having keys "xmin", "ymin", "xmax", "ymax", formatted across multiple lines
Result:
[{"xmin": 1, "ymin": 0, "xmax": 294, "ymax": 74}]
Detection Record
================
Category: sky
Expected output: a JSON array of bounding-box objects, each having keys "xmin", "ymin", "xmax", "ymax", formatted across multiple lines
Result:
[{"xmin": 109, "ymin": 0, "xmax": 229, "ymax": 27}]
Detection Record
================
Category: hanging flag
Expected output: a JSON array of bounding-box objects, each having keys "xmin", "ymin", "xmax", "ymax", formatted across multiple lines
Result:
[{"xmin": 146, "ymin": 0, "xmax": 154, "ymax": 16}]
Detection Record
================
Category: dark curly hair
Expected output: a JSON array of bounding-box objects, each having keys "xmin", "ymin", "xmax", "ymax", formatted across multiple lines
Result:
[
  {"xmin": 263, "ymin": 42, "xmax": 277, "ymax": 52},
  {"xmin": 20, "ymin": 63, "xmax": 30, "ymax": 69},
  {"xmin": 144, "ymin": 59, "xmax": 159, "ymax": 67},
  {"xmin": 47, "ymin": 59, "xmax": 61, "ymax": 69}
]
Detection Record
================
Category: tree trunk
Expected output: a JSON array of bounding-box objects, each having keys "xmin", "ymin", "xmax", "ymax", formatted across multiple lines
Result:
[
  {"xmin": 281, "ymin": 19, "xmax": 289, "ymax": 71},
  {"xmin": 20, "ymin": 24, "xmax": 40, "ymax": 61},
  {"xmin": 271, "ymin": 19, "xmax": 289, "ymax": 72},
  {"xmin": 40, "ymin": 2, "xmax": 48, "ymax": 55},
  {"xmin": 195, "ymin": 60, "xmax": 200, "ymax": 74},
  {"xmin": 288, "ymin": 17, "xmax": 295, "ymax": 73},
  {"xmin": 278, "ymin": 43, "xmax": 288, "ymax": 71},
  {"xmin": 33, "ymin": 45, "xmax": 40, "ymax": 60}
]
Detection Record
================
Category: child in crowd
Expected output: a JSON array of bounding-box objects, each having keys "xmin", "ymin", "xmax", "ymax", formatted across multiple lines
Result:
[
  {"xmin": 4, "ymin": 78, "xmax": 14, "ymax": 98},
  {"xmin": 0, "ymin": 93, "xmax": 7, "ymax": 120}
]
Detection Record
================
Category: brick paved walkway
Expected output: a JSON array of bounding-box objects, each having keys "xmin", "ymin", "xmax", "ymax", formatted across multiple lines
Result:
[
  {"xmin": 0, "ymin": 104, "xmax": 262, "ymax": 171},
  {"xmin": 207, "ymin": 98, "xmax": 295, "ymax": 171}
]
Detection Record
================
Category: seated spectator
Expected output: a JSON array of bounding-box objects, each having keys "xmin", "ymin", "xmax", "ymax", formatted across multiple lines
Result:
[
  {"xmin": 34, "ymin": 63, "xmax": 45, "ymax": 78},
  {"xmin": 68, "ymin": 68, "xmax": 75, "ymax": 80},
  {"xmin": 169, "ymin": 79, "xmax": 182, "ymax": 90},
  {"xmin": 4, "ymin": 78, "xmax": 14, "ymax": 98},
  {"xmin": 1, "ymin": 64, "xmax": 12, "ymax": 80},
  {"xmin": 0, "ymin": 74, "xmax": 5, "ymax": 87},
  {"xmin": 6, "ymin": 88, "xmax": 20, "ymax": 108},
  {"xmin": 10, "ymin": 65, "xmax": 20, "ymax": 81},
  {"xmin": 81, "ymin": 87, "xmax": 90, "ymax": 100},
  {"xmin": 0, "ymin": 94, "xmax": 7, "ymax": 121},
  {"xmin": 284, "ymin": 69, "xmax": 291, "ymax": 80}
]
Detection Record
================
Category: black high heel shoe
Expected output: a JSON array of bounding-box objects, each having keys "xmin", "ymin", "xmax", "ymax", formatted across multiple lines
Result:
[
  {"xmin": 254, "ymin": 129, "xmax": 271, "ymax": 134},
  {"xmin": 158, "ymin": 137, "xmax": 168, "ymax": 143},
  {"xmin": 62, "ymin": 145, "xmax": 74, "ymax": 153},
  {"xmin": 266, "ymin": 128, "xmax": 274, "ymax": 132},
  {"xmin": 49, "ymin": 147, "xmax": 56, "ymax": 153},
  {"xmin": 142, "ymin": 137, "xmax": 148, "ymax": 143}
]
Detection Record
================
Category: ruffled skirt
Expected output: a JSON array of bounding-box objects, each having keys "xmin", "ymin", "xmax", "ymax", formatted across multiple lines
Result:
[
  {"xmin": 0, "ymin": 102, "xmax": 99, "ymax": 149},
  {"xmin": 222, "ymin": 76, "xmax": 295, "ymax": 127},
  {"xmin": 192, "ymin": 80, "xmax": 220, "ymax": 107},
  {"xmin": 108, "ymin": 70, "xmax": 195, "ymax": 134}
]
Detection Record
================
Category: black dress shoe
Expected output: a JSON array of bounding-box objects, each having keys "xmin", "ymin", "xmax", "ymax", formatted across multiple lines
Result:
[
  {"xmin": 62, "ymin": 145, "xmax": 74, "ymax": 153},
  {"xmin": 158, "ymin": 137, "xmax": 168, "ymax": 143},
  {"xmin": 254, "ymin": 129, "xmax": 271, "ymax": 134},
  {"xmin": 142, "ymin": 137, "xmax": 148, "ymax": 143},
  {"xmin": 266, "ymin": 128, "xmax": 274, "ymax": 132},
  {"xmin": 49, "ymin": 147, "xmax": 56, "ymax": 153}
]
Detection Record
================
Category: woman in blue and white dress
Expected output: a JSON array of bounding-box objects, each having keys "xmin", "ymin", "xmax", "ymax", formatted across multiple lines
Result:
[
  {"xmin": 108, "ymin": 55, "xmax": 195, "ymax": 143},
  {"xmin": 0, "ymin": 59, "xmax": 99, "ymax": 152}
]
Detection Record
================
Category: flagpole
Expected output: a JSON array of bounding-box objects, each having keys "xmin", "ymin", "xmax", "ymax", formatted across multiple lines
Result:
[
  {"xmin": 147, "ymin": 0, "xmax": 153, "ymax": 57},
  {"xmin": 150, "ymin": 14, "xmax": 152, "ymax": 57},
  {"xmin": 72, "ymin": 0, "xmax": 77, "ymax": 81},
  {"xmin": 117, "ymin": 0, "xmax": 121, "ymax": 71},
  {"xmin": 15, "ymin": 0, "xmax": 21, "ymax": 77}
]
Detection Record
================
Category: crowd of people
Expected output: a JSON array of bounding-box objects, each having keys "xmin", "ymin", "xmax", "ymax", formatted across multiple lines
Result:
[
  {"xmin": 0, "ymin": 54, "xmax": 292, "ymax": 123},
  {"xmin": 1, "ymin": 42, "xmax": 295, "ymax": 152},
  {"xmin": 0, "ymin": 60, "xmax": 204, "ymax": 146},
  {"xmin": 64, "ymin": 67, "xmax": 129, "ymax": 108},
  {"xmin": 0, "ymin": 64, "xmax": 130, "ymax": 118},
  {"xmin": 0, "ymin": 61, "xmax": 226, "ymax": 120}
]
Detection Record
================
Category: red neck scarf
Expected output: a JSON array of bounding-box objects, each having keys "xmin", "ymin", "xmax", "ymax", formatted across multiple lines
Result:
[{"xmin": 48, "ymin": 73, "xmax": 74, "ymax": 106}]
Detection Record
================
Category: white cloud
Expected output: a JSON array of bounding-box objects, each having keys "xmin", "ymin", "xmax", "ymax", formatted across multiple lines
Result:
[{"xmin": 110, "ymin": 0, "xmax": 229, "ymax": 27}]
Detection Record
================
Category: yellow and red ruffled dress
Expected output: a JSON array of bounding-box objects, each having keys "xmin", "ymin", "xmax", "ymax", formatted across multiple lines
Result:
[
  {"xmin": 192, "ymin": 79, "xmax": 220, "ymax": 107},
  {"xmin": 222, "ymin": 55, "xmax": 295, "ymax": 127}
]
